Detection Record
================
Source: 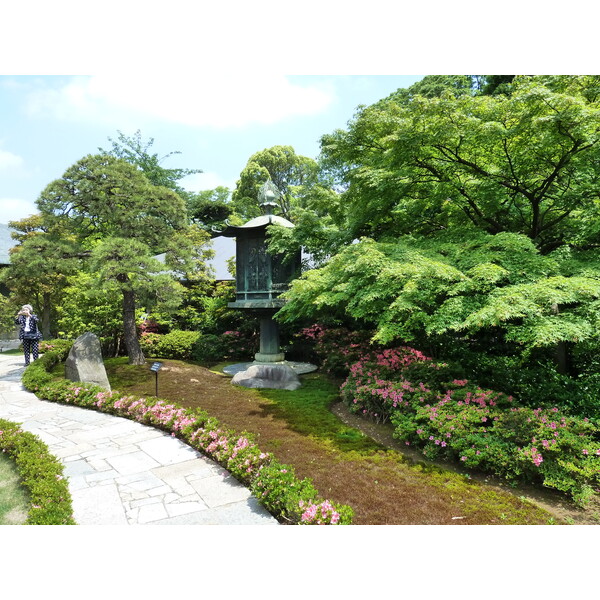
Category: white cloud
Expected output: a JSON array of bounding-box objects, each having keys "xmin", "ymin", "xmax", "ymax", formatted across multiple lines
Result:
[
  {"xmin": 24, "ymin": 75, "xmax": 336, "ymax": 129},
  {"xmin": 0, "ymin": 198, "xmax": 38, "ymax": 223},
  {"xmin": 0, "ymin": 149, "xmax": 24, "ymax": 170},
  {"xmin": 180, "ymin": 172, "xmax": 234, "ymax": 193}
]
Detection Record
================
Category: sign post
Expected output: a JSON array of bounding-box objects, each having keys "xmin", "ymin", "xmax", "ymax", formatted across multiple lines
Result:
[{"xmin": 150, "ymin": 362, "xmax": 163, "ymax": 397}]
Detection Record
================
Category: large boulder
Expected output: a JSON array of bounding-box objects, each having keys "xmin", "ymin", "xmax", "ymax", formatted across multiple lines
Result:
[
  {"xmin": 231, "ymin": 363, "xmax": 301, "ymax": 391},
  {"xmin": 65, "ymin": 332, "xmax": 111, "ymax": 391}
]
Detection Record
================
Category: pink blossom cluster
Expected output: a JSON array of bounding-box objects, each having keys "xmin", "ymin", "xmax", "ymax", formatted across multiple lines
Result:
[
  {"xmin": 373, "ymin": 347, "xmax": 432, "ymax": 370},
  {"xmin": 299, "ymin": 500, "xmax": 341, "ymax": 525},
  {"xmin": 300, "ymin": 324, "xmax": 326, "ymax": 341},
  {"xmin": 521, "ymin": 446, "xmax": 544, "ymax": 467}
]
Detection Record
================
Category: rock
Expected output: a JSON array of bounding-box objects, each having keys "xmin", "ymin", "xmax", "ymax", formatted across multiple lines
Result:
[
  {"xmin": 231, "ymin": 363, "xmax": 301, "ymax": 391},
  {"xmin": 65, "ymin": 332, "xmax": 111, "ymax": 391}
]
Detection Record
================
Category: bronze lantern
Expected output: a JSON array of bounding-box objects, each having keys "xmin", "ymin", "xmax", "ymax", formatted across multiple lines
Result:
[{"xmin": 217, "ymin": 181, "xmax": 301, "ymax": 363}]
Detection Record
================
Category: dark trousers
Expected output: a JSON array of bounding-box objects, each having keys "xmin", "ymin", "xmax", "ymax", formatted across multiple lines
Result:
[{"xmin": 23, "ymin": 339, "xmax": 39, "ymax": 365}]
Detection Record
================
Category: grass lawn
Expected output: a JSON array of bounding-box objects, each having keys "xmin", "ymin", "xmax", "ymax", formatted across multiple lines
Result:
[
  {"xmin": 0, "ymin": 453, "xmax": 29, "ymax": 525},
  {"xmin": 102, "ymin": 357, "xmax": 594, "ymax": 525}
]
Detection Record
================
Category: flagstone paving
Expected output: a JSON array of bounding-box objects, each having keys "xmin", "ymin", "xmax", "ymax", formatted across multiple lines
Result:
[{"xmin": 0, "ymin": 353, "xmax": 278, "ymax": 525}]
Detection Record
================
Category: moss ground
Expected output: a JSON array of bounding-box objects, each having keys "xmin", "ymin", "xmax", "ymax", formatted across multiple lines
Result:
[{"xmin": 98, "ymin": 357, "xmax": 600, "ymax": 525}]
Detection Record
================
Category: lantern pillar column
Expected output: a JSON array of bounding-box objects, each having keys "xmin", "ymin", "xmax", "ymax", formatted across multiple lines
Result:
[{"xmin": 255, "ymin": 313, "xmax": 285, "ymax": 363}]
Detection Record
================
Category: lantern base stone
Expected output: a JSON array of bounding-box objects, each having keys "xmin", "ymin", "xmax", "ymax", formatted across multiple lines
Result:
[
  {"xmin": 254, "ymin": 352, "xmax": 286, "ymax": 363},
  {"xmin": 222, "ymin": 361, "xmax": 318, "ymax": 377}
]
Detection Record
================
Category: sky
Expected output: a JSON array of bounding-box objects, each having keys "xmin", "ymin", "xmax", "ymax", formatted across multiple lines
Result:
[{"xmin": 0, "ymin": 74, "xmax": 424, "ymax": 225}]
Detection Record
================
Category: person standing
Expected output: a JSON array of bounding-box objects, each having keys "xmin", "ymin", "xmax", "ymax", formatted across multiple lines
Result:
[{"xmin": 15, "ymin": 304, "xmax": 42, "ymax": 366}]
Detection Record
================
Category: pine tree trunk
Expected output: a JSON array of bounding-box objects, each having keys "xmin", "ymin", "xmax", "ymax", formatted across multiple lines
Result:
[{"xmin": 122, "ymin": 287, "xmax": 145, "ymax": 365}]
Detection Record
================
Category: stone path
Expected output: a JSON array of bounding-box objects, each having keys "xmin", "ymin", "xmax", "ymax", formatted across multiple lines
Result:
[{"xmin": 0, "ymin": 353, "xmax": 278, "ymax": 526}]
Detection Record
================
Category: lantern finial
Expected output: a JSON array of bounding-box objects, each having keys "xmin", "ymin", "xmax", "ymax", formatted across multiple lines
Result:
[{"xmin": 258, "ymin": 180, "xmax": 281, "ymax": 215}]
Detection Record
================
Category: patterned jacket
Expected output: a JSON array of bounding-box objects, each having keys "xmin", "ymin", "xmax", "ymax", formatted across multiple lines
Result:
[{"xmin": 15, "ymin": 314, "xmax": 41, "ymax": 341}]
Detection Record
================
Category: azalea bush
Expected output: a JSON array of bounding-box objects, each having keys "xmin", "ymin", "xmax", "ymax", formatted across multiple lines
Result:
[
  {"xmin": 298, "ymin": 323, "xmax": 373, "ymax": 376},
  {"xmin": 439, "ymin": 345, "xmax": 600, "ymax": 418},
  {"xmin": 21, "ymin": 339, "xmax": 73, "ymax": 392},
  {"xmin": 23, "ymin": 348, "xmax": 353, "ymax": 525},
  {"xmin": 0, "ymin": 418, "xmax": 75, "ymax": 525},
  {"xmin": 340, "ymin": 345, "xmax": 600, "ymax": 506}
]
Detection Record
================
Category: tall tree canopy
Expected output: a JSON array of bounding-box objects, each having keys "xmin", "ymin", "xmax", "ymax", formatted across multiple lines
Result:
[
  {"xmin": 98, "ymin": 130, "xmax": 202, "ymax": 201},
  {"xmin": 230, "ymin": 145, "xmax": 322, "ymax": 221},
  {"xmin": 37, "ymin": 154, "xmax": 194, "ymax": 364},
  {"xmin": 279, "ymin": 76, "xmax": 600, "ymax": 383},
  {"xmin": 187, "ymin": 186, "xmax": 234, "ymax": 231},
  {"xmin": 0, "ymin": 214, "xmax": 79, "ymax": 338},
  {"xmin": 320, "ymin": 75, "xmax": 600, "ymax": 253}
]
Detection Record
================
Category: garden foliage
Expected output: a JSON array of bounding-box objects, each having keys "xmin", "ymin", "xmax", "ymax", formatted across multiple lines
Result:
[
  {"xmin": 139, "ymin": 328, "xmax": 258, "ymax": 363},
  {"xmin": 302, "ymin": 326, "xmax": 599, "ymax": 506},
  {"xmin": 280, "ymin": 233, "xmax": 600, "ymax": 416}
]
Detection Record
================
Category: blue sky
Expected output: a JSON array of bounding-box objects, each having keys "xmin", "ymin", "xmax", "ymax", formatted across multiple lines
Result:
[{"xmin": 0, "ymin": 75, "xmax": 424, "ymax": 225}]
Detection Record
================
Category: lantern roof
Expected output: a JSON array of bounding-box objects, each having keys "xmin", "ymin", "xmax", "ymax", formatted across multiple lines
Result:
[
  {"xmin": 213, "ymin": 180, "xmax": 295, "ymax": 237},
  {"xmin": 215, "ymin": 214, "xmax": 294, "ymax": 237}
]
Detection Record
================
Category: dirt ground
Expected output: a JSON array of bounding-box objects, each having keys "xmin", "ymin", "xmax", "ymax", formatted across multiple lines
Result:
[{"xmin": 108, "ymin": 360, "xmax": 600, "ymax": 525}]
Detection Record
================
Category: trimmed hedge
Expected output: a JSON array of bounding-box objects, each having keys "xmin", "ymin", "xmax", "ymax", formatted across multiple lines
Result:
[
  {"xmin": 22, "ymin": 345, "xmax": 354, "ymax": 525},
  {"xmin": 0, "ymin": 340, "xmax": 76, "ymax": 524},
  {"xmin": 0, "ymin": 419, "xmax": 75, "ymax": 525}
]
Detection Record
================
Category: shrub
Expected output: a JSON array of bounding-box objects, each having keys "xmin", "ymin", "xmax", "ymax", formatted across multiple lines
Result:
[
  {"xmin": 23, "ymin": 347, "xmax": 353, "ymax": 525},
  {"xmin": 138, "ymin": 332, "xmax": 162, "ymax": 356},
  {"xmin": 441, "ymin": 346, "xmax": 600, "ymax": 417},
  {"xmin": 299, "ymin": 324, "xmax": 374, "ymax": 376},
  {"xmin": 0, "ymin": 418, "xmax": 75, "ymax": 525},
  {"xmin": 142, "ymin": 330, "xmax": 201, "ymax": 360},
  {"xmin": 191, "ymin": 333, "xmax": 231, "ymax": 362},
  {"xmin": 191, "ymin": 330, "xmax": 258, "ymax": 363},
  {"xmin": 247, "ymin": 458, "xmax": 352, "ymax": 525},
  {"xmin": 22, "ymin": 339, "xmax": 73, "ymax": 392},
  {"xmin": 341, "ymin": 345, "xmax": 600, "ymax": 506},
  {"xmin": 39, "ymin": 339, "xmax": 74, "ymax": 357},
  {"xmin": 139, "ymin": 329, "xmax": 259, "ymax": 363}
]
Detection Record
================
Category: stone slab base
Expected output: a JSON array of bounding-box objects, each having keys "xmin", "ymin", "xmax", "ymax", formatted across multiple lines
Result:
[{"xmin": 222, "ymin": 360, "xmax": 318, "ymax": 377}]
